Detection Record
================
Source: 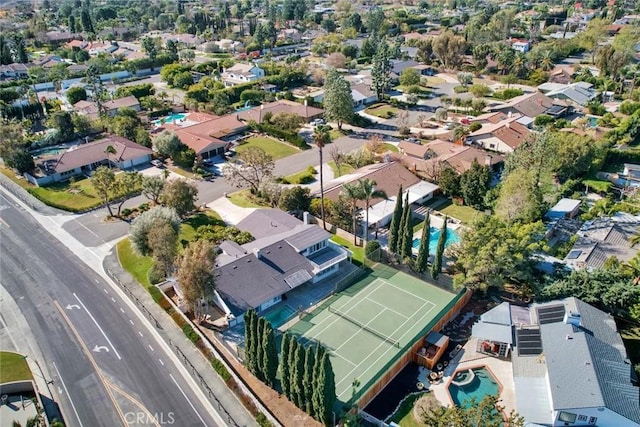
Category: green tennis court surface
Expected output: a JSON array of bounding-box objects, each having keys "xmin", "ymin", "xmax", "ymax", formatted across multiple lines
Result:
[{"xmin": 288, "ymin": 266, "xmax": 459, "ymax": 405}]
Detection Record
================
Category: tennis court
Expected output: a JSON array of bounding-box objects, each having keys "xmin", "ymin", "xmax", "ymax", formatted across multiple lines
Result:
[{"xmin": 288, "ymin": 267, "xmax": 458, "ymax": 405}]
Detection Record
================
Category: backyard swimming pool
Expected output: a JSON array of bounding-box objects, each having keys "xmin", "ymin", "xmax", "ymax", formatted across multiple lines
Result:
[
  {"xmin": 31, "ymin": 146, "xmax": 68, "ymax": 158},
  {"xmin": 153, "ymin": 113, "xmax": 186, "ymax": 125},
  {"xmin": 412, "ymin": 227, "xmax": 460, "ymax": 254},
  {"xmin": 263, "ymin": 304, "xmax": 297, "ymax": 329},
  {"xmin": 448, "ymin": 366, "xmax": 500, "ymax": 407}
]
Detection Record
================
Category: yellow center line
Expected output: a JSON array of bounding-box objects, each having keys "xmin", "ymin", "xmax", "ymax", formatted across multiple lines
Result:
[
  {"xmin": 54, "ymin": 300, "xmax": 128, "ymax": 426},
  {"xmin": 106, "ymin": 380, "xmax": 161, "ymax": 427}
]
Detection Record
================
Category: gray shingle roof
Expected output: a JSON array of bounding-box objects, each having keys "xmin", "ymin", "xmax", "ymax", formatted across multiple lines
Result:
[
  {"xmin": 285, "ymin": 226, "xmax": 332, "ymax": 252},
  {"xmin": 540, "ymin": 298, "xmax": 640, "ymax": 423},
  {"xmin": 235, "ymin": 209, "xmax": 302, "ymax": 239}
]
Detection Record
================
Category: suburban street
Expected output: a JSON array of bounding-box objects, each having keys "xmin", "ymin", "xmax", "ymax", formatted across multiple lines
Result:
[{"xmin": 0, "ymin": 191, "xmax": 226, "ymax": 427}]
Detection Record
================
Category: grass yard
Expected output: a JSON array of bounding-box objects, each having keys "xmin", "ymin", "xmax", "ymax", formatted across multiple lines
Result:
[
  {"xmin": 388, "ymin": 392, "xmax": 437, "ymax": 427},
  {"xmin": 180, "ymin": 210, "xmax": 224, "ymax": 243},
  {"xmin": 365, "ymin": 104, "xmax": 401, "ymax": 119},
  {"xmin": 583, "ymin": 179, "xmax": 612, "ymax": 193},
  {"xmin": 329, "ymin": 129, "xmax": 346, "ymax": 141},
  {"xmin": 438, "ymin": 200, "xmax": 483, "ymax": 224},
  {"xmin": 0, "ymin": 352, "xmax": 33, "ymax": 382},
  {"xmin": 620, "ymin": 323, "xmax": 640, "ymax": 367},
  {"xmin": 117, "ymin": 239, "xmax": 153, "ymax": 288},
  {"xmin": 236, "ymin": 136, "xmax": 299, "ymax": 160},
  {"xmin": 423, "ymin": 76, "xmax": 446, "ymax": 86},
  {"xmin": 328, "ymin": 161, "xmax": 355, "ymax": 178},
  {"xmin": 228, "ymin": 189, "xmax": 268, "ymax": 208},
  {"xmin": 381, "ymin": 143, "xmax": 399, "ymax": 153},
  {"xmin": 330, "ymin": 235, "xmax": 364, "ymax": 265},
  {"xmin": 285, "ymin": 166, "xmax": 317, "ymax": 184}
]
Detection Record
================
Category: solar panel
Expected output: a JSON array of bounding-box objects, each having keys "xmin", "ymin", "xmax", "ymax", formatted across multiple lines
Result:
[
  {"xmin": 567, "ymin": 250, "xmax": 582, "ymax": 259},
  {"xmin": 284, "ymin": 269, "xmax": 312, "ymax": 288},
  {"xmin": 537, "ymin": 305, "xmax": 565, "ymax": 324},
  {"xmin": 517, "ymin": 328, "xmax": 543, "ymax": 356}
]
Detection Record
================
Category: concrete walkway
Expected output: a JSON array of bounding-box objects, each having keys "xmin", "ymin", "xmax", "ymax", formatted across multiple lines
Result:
[{"xmin": 207, "ymin": 196, "xmax": 256, "ymax": 225}]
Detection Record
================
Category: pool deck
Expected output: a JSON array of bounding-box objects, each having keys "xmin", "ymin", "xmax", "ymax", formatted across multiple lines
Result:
[{"xmin": 428, "ymin": 337, "xmax": 517, "ymax": 417}]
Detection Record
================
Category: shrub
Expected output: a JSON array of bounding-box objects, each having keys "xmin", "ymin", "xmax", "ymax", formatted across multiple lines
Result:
[
  {"xmin": 148, "ymin": 285, "xmax": 165, "ymax": 303},
  {"xmin": 259, "ymin": 123, "xmax": 308, "ymax": 149},
  {"xmin": 469, "ymin": 122, "xmax": 482, "ymax": 132},
  {"xmin": 182, "ymin": 324, "xmax": 200, "ymax": 343},
  {"xmin": 365, "ymin": 240, "xmax": 381, "ymax": 259},
  {"xmin": 147, "ymin": 265, "xmax": 166, "ymax": 284},
  {"xmin": 211, "ymin": 358, "xmax": 232, "ymax": 382},
  {"xmin": 588, "ymin": 101, "xmax": 607, "ymax": 116},
  {"xmin": 492, "ymin": 88, "xmax": 523, "ymax": 100},
  {"xmin": 130, "ymin": 206, "xmax": 181, "ymax": 255},
  {"xmin": 453, "ymin": 85, "xmax": 468, "ymax": 93},
  {"xmin": 121, "ymin": 208, "xmax": 132, "ymax": 217},
  {"xmin": 255, "ymin": 413, "xmax": 274, "ymax": 427},
  {"xmin": 620, "ymin": 101, "xmax": 640, "ymax": 116}
]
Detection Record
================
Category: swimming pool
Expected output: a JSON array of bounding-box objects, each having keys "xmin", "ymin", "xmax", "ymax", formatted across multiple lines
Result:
[
  {"xmin": 153, "ymin": 113, "xmax": 186, "ymax": 124},
  {"xmin": 31, "ymin": 146, "xmax": 68, "ymax": 158},
  {"xmin": 588, "ymin": 116, "xmax": 598, "ymax": 127},
  {"xmin": 412, "ymin": 227, "xmax": 460, "ymax": 254},
  {"xmin": 263, "ymin": 304, "xmax": 297, "ymax": 329},
  {"xmin": 448, "ymin": 366, "xmax": 500, "ymax": 408}
]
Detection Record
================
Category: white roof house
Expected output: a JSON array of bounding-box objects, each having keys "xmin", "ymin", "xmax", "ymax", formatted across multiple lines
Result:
[{"xmin": 366, "ymin": 181, "xmax": 439, "ymax": 227}]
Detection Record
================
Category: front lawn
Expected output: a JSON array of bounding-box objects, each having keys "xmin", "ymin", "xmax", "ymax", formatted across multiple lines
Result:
[
  {"xmin": 180, "ymin": 210, "xmax": 224, "ymax": 243},
  {"xmin": 423, "ymin": 76, "xmax": 446, "ymax": 86},
  {"xmin": 329, "ymin": 129, "xmax": 346, "ymax": 141},
  {"xmin": 236, "ymin": 136, "xmax": 299, "ymax": 160},
  {"xmin": 284, "ymin": 166, "xmax": 317, "ymax": 184},
  {"xmin": 0, "ymin": 352, "xmax": 33, "ymax": 382},
  {"xmin": 117, "ymin": 238, "xmax": 153, "ymax": 288},
  {"xmin": 438, "ymin": 200, "xmax": 483, "ymax": 224},
  {"xmin": 365, "ymin": 104, "xmax": 401, "ymax": 119},
  {"xmin": 328, "ymin": 161, "xmax": 355, "ymax": 178},
  {"xmin": 381, "ymin": 143, "xmax": 399, "ymax": 153},
  {"xmin": 228, "ymin": 189, "xmax": 268, "ymax": 208}
]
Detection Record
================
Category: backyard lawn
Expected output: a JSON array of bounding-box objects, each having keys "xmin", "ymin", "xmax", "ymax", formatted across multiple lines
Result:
[
  {"xmin": 236, "ymin": 136, "xmax": 299, "ymax": 160},
  {"xmin": 330, "ymin": 235, "xmax": 364, "ymax": 266},
  {"xmin": 0, "ymin": 352, "xmax": 33, "ymax": 382},
  {"xmin": 228, "ymin": 189, "xmax": 268, "ymax": 208},
  {"xmin": 180, "ymin": 210, "xmax": 224, "ymax": 243},
  {"xmin": 365, "ymin": 104, "xmax": 401, "ymax": 119},
  {"xmin": 438, "ymin": 201, "xmax": 483, "ymax": 224},
  {"xmin": 285, "ymin": 167, "xmax": 317, "ymax": 184}
]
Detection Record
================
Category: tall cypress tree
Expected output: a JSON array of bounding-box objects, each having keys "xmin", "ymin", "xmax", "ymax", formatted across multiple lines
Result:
[
  {"xmin": 244, "ymin": 309, "xmax": 257, "ymax": 375},
  {"xmin": 311, "ymin": 345, "xmax": 325, "ymax": 419},
  {"xmin": 280, "ymin": 332, "xmax": 292, "ymax": 398},
  {"xmin": 402, "ymin": 199, "xmax": 414, "ymax": 260},
  {"xmin": 287, "ymin": 338, "xmax": 300, "ymax": 404},
  {"xmin": 397, "ymin": 193, "xmax": 409, "ymax": 256},
  {"xmin": 387, "ymin": 185, "xmax": 403, "ymax": 253},
  {"xmin": 302, "ymin": 344, "xmax": 316, "ymax": 414},
  {"xmin": 262, "ymin": 321, "xmax": 278, "ymax": 387},
  {"xmin": 415, "ymin": 213, "xmax": 431, "ymax": 273},
  {"xmin": 431, "ymin": 216, "xmax": 448, "ymax": 280},
  {"xmin": 255, "ymin": 317, "xmax": 267, "ymax": 381},
  {"xmin": 293, "ymin": 342, "xmax": 306, "ymax": 408},
  {"xmin": 318, "ymin": 351, "xmax": 336, "ymax": 426}
]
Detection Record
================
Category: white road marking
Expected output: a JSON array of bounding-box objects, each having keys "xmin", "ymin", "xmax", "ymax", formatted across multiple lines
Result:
[
  {"xmin": 138, "ymin": 331, "xmax": 144, "ymax": 337},
  {"xmin": 129, "ymin": 319, "xmax": 134, "ymax": 325},
  {"xmin": 103, "ymin": 289, "xmax": 108, "ymax": 294},
  {"xmin": 110, "ymin": 297, "xmax": 116, "ymax": 303},
  {"xmin": 119, "ymin": 307, "xmax": 125, "ymax": 313},
  {"xmin": 158, "ymin": 359, "xmax": 164, "ymax": 366},
  {"xmin": 52, "ymin": 361, "xmax": 84, "ymax": 427},
  {"xmin": 169, "ymin": 373, "xmax": 207, "ymax": 426},
  {"xmin": 72, "ymin": 293, "xmax": 122, "ymax": 360},
  {"xmin": 148, "ymin": 344, "xmax": 154, "ymax": 352}
]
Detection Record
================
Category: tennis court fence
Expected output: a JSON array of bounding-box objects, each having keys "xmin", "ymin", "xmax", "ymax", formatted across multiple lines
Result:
[{"xmin": 328, "ymin": 305, "xmax": 400, "ymax": 348}]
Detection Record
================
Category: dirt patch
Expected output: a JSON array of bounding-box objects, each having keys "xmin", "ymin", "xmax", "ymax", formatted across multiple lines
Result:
[{"xmin": 413, "ymin": 392, "xmax": 441, "ymax": 421}]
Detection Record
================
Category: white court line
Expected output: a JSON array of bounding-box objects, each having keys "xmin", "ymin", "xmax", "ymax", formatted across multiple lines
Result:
[
  {"xmin": 52, "ymin": 361, "xmax": 84, "ymax": 427},
  {"xmin": 333, "ymin": 309, "xmax": 388, "ymax": 353},
  {"xmin": 307, "ymin": 280, "xmax": 388, "ymax": 339},
  {"xmin": 335, "ymin": 301, "xmax": 437, "ymax": 397},
  {"xmin": 364, "ymin": 296, "xmax": 410, "ymax": 320},
  {"xmin": 72, "ymin": 293, "xmax": 122, "ymax": 360},
  {"xmin": 169, "ymin": 373, "xmax": 207, "ymax": 426},
  {"xmin": 330, "ymin": 351, "xmax": 357, "ymax": 367},
  {"xmin": 375, "ymin": 278, "xmax": 431, "ymax": 303}
]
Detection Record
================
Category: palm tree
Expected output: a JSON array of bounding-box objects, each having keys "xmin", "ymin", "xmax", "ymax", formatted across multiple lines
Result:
[
  {"xmin": 539, "ymin": 50, "xmax": 554, "ymax": 71},
  {"xmin": 313, "ymin": 127, "xmax": 330, "ymax": 230},
  {"xmin": 624, "ymin": 254, "xmax": 640, "ymax": 285},
  {"xmin": 510, "ymin": 53, "xmax": 528, "ymax": 78},
  {"xmin": 630, "ymin": 229, "xmax": 640, "ymax": 247},
  {"xmin": 341, "ymin": 182, "xmax": 365, "ymax": 245},
  {"xmin": 358, "ymin": 179, "xmax": 387, "ymax": 242},
  {"xmin": 104, "ymin": 145, "xmax": 116, "ymax": 169}
]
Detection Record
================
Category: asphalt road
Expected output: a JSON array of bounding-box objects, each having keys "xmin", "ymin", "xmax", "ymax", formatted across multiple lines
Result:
[{"xmin": 0, "ymin": 192, "xmax": 222, "ymax": 427}]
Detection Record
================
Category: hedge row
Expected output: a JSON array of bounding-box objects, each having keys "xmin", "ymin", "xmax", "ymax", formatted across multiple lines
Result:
[{"xmin": 259, "ymin": 123, "xmax": 308, "ymax": 149}]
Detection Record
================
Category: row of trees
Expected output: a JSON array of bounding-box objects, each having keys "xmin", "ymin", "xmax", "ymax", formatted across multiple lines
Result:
[
  {"xmin": 244, "ymin": 309, "xmax": 278, "ymax": 386},
  {"xmin": 280, "ymin": 333, "xmax": 336, "ymax": 426}
]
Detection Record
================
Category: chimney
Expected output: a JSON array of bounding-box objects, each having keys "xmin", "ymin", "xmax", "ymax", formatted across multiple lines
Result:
[
  {"xmin": 253, "ymin": 248, "xmax": 261, "ymax": 259},
  {"xmin": 485, "ymin": 154, "xmax": 492, "ymax": 166},
  {"xmin": 564, "ymin": 310, "xmax": 582, "ymax": 327},
  {"xmin": 260, "ymin": 104, "xmax": 264, "ymax": 110},
  {"xmin": 507, "ymin": 111, "xmax": 512, "ymax": 118},
  {"xmin": 303, "ymin": 211, "xmax": 310, "ymax": 224}
]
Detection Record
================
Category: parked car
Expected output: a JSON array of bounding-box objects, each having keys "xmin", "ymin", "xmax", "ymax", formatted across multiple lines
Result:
[
  {"xmin": 311, "ymin": 118, "xmax": 325, "ymax": 126},
  {"xmin": 151, "ymin": 159, "xmax": 164, "ymax": 168}
]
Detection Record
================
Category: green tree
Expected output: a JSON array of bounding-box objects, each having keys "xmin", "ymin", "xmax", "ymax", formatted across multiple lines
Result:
[
  {"xmin": 153, "ymin": 131, "xmax": 183, "ymax": 157},
  {"xmin": 224, "ymin": 147, "xmax": 274, "ymax": 194},
  {"xmin": 311, "ymin": 345, "xmax": 325, "ymax": 419},
  {"xmin": 422, "ymin": 394, "xmax": 524, "ymax": 427},
  {"xmin": 147, "ymin": 218, "xmax": 178, "ymax": 276},
  {"xmin": 431, "ymin": 216, "xmax": 447, "ymax": 279},
  {"xmin": 415, "ymin": 213, "xmax": 431, "ymax": 274},
  {"xmin": 313, "ymin": 127, "xmax": 330, "ymax": 229},
  {"xmin": 177, "ymin": 240, "xmax": 216, "ymax": 319},
  {"xmin": 459, "ymin": 159, "xmax": 491, "ymax": 209},
  {"xmin": 262, "ymin": 319, "xmax": 278, "ymax": 386},
  {"xmin": 279, "ymin": 332, "xmax": 292, "ymax": 398},
  {"xmin": 161, "ymin": 179, "xmax": 198, "ymax": 218},
  {"xmin": 371, "ymin": 41, "xmax": 392, "ymax": 99},
  {"xmin": 66, "ymin": 87, "xmax": 87, "ymax": 105},
  {"xmin": 291, "ymin": 339, "xmax": 306, "ymax": 408},
  {"xmin": 129, "ymin": 206, "xmax": 180, "ymax": 256},
  {"xmin": 0, "ymin": 123, "xmax": 33, "ymax": 174},
  {"xmin": 80, "ymin": 8, "xmax": 94, "ymax": 33},
  {"xmin": 432, "ymin": 31, "xmax": 466, "ymax": 69},
  {"xmin": 278, "ymin": 186, "xmax": 311, "ymax": 216},
  {"xmin": 113, "ymin": 170, "xmax": 141, "ymax": 216},
  {"xmin": 495, "ymin": 170, "xmax": 545, "ymax": 223},
  {"xmin": 397, "ymin": 193, "xmax": 410, "ymax": 257},
  {"xmin": 455, "ymin": 216, "xmax": 544, "ymax": 291},
  {"xmin": 317, "ymin": 350, "xmax": 336, "ymax": 426},
  {"xmin": 48, "ymin": 111, "xmax": 75, "ymax": 142},
  {"xmin": 358, "ymin": 178, "xmax": 387, "ymax": 242},
  {"xmin": 92, "ymin": 166, "xmax": 116, "ymax": 217},
  {"xmin": 365, "ymin": 8, "xmax": 385, "ymax": 36},
  {"xmin": 400, "ymin": 68, "xmax": 421, "ymax": 87},
  {"xmin": 401, "ymin": 194, "xmax": 414, "ymax": 261},
  {"xmin": 141, "ymin": 37, "xmax": 158, "ymax": 63},
  {"xmin": 244, "ymin": 309, "xmax": 258, "ymax": 377},
  {"xmin": 323, "ymin": 68, "xmax": 353, "ymax": 130},
  {"xmin": 141, "ymin": 175, "xmax": 165, "ymax": 203},
  {"xmin": 341, "ymin": 182, "xmax": 365, "ymax": 245},
  {"xmin": 302, "ymin": 344, "xmax": 316, "ymax": 413},
  {"xmin": 387, "ymin": 185, "xmax": 404, "ymax": 253}
]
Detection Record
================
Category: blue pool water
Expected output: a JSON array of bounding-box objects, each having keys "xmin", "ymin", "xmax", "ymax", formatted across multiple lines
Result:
[
  {"xmin": 31, "ymin": 146, "xmax": 68, "ymax": 158},
  {"xmin": 263, "ymin": 304, "xmax": 297, "ymax": 329},
  {"xmin": 154, "ymin": 113, "xmax": 186, "ymax": 124},
  {"xmin": 448, "ymin": 367, "xmax": 500, "ymax": 408},
  {"xmin": 588, "ymin": 116, "xmax": 598, "ymax": 127},
  {"xmin": 412, "ymin": 227, "xmax": 460, "ymax": 253}
]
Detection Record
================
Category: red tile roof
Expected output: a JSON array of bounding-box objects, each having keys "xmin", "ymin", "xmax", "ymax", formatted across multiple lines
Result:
[{"xmin": 237, "ymin": 100, "xmax": 323, "ymax": 123}]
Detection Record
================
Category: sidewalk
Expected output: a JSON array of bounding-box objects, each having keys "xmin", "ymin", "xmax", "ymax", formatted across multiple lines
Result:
[{"xmin": 103, "ymin": 251, "xmax": 259, "ymax": 427}]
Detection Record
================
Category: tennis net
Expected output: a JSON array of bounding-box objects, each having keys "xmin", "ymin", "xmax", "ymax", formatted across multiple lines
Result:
[{"xmin": 328, "ymin": 305, "xmax": 399, "ymax": 347}]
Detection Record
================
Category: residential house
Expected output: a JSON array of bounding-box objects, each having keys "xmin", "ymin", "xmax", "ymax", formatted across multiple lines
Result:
[
  {"xmin": 466, "ymin": 116, "xmax": 531, "ymax": 154},
  {"xmin": 66, "ymin": 64, "xmax": 89, "ymax": 75},
  {"xmin": 33, "ymin": 54, "xmax": 64, "ymax": 69},
  {"xmin": 174, "ymin": 114, "xmax": 248, "ymax": 159},
  {"xmin": 0, "ymin": 63, "xmax": 31, "ymax": 79},
  {"xmin": 102, "ymin": 95, "xmax": 141, "ymax": 117},
  {"xmin": 623, "ymin": 163, "xmax": 640, "ymax": 184},
  {"xmin": 221, "ymin": 63, "xmax": 265, "ymax": 87},
  {"xmin": 563, "ymin": 213, "xmax": 640, "ymax": 270},
  {"xmin": 548, "ymin": 66, "xmax": 574, "ymax": 84},
  {"xmin": 537, "ymin": 82, "xmax": 597, "ymax": 106},
  {"xmin": 29, "ymin": 136, "xmax": 152, "ymax": 186},
  {"xmin": 64, "ymin": 39, "xmax": 88, "ymax": 50},
  {"xmin": 322, "ymin": 162, "xmax": 439, "ymax": 229},
  {"xmin": 489, "ymin": 91, "xmax": 563, "ymax": 120},
  {"xmin": 278, "ymin": 28, "xmax": 302, "ymax": 43},
  {"xmin": 510, "ymin": 38, "xmax": 531, "ymax": 53},
  {"xmin": 510, "ymin": 298, "xmax": 640, "ymax": 426},
  {"xmin": 86, "ymin": 42, "xmax": 118, "ymax": 56},
  {"xmin": 351, "ymin": 83, "xmax": 378, "ymax": 106},
  {"xmin": 237, "ymin": 100, "xmax": 323, "ymax": 124},
  {"xmin": 73, "ymin": 99, "xmax": 100, "ymax": 119},
  {"xmin": 471, "ymin": 111, "xmax": 522, "ymax": 125},
  {"xmin": 545, "ymin": 198, "xmax": 582, "ymax": 220},
  {"xmin": 212, "ymin": 210, "xmax": 351, "ymax": 325},
  {"xmin": 42, "ymin": 31, "xmax": 80, "ymax": 44}
]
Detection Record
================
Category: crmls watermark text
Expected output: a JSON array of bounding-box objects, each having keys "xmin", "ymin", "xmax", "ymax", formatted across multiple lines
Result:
[{"xmin": 124, "ymin": 412, "xmax": 175, "ymax": 425}]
